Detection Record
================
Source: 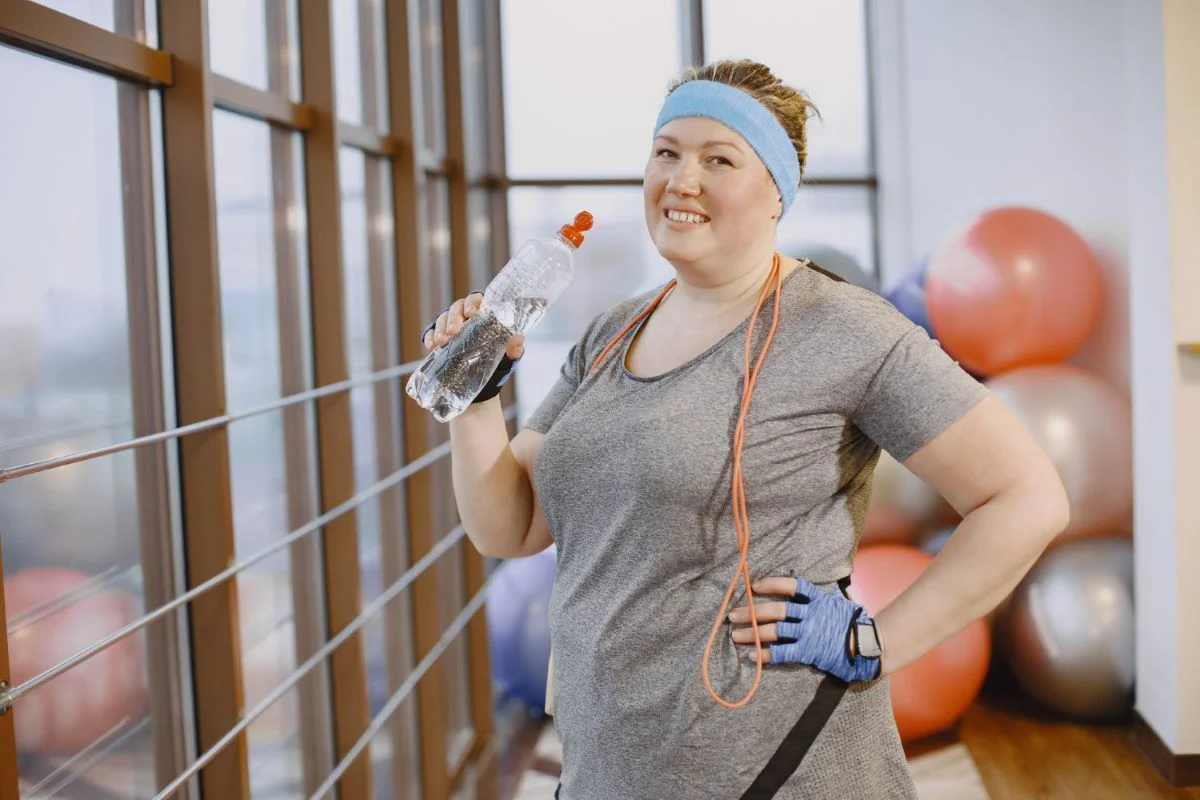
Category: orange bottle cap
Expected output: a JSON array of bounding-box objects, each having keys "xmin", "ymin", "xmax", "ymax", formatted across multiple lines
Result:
[{"xmin": 558, "ymin": 211, "xmax": 594, "ymax": 248}]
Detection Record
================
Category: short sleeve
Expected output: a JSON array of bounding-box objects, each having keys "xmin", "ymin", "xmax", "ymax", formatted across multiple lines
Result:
[
  {"xmin": 523, "ymin": 341, "xmax": 586, "ymax": 434},
  {"xmin": 522, "ymin": 308, "xmax": 610, "ymax": 434},
  {"xmin": 852, "ymin": 326, "xmax": 990, "ymax": 462}
]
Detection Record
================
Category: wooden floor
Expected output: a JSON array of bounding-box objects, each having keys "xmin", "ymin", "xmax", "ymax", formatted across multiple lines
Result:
[
  {"xmin": 467, "ymin": 676, "xmax": 1200, "ymax": 800},
  {"xmin": 956, "ymin": 682, "xmax": 1200, "ymax": 799}
]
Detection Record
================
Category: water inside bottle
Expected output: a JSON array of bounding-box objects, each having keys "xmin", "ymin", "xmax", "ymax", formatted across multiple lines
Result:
[
  {"xmin": 489, "ymin": 294, "xmax": 552, "ymax": 333},
  {"xmin": 406, "ymin": 296, "xmax": 549, "ymax": 422}
]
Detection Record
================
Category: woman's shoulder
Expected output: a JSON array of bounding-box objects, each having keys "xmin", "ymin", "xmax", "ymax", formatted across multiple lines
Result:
[
  {"xmin": 781, "ymin": 260, "xmax": 919, "ymax": 349},
  {"xmin": 576, "ymin": 284, "xmax": 667, "ymax": 357}
]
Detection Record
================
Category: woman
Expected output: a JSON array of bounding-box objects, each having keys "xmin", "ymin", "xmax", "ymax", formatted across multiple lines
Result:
[{"xmin": 426, "ymin": 60, "xmax": 1068, "ymax": 799}]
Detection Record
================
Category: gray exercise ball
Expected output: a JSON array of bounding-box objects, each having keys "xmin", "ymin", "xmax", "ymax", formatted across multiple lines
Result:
[{"xmin": 1001, "ymin": 537, "xmax": 1135, "ymax": 719}]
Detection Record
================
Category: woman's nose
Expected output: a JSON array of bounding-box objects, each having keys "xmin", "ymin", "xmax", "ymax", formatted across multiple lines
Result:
[{"xmin": 666, "ymin": 160, "xmax": 701, "ymax": 196}]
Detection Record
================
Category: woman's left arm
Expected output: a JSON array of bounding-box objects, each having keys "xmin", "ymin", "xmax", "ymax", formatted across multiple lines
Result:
[
  {"xmin": 730, "ymin": 393, "xmax": 1069, "ymax": 678},
  {"xmin": 866, "ymin": 393, "xmax": 1069, "ymax": 675}
]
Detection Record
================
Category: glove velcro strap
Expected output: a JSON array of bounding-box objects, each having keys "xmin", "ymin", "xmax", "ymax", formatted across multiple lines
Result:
[
  {"xmin": 847, "ymin": 610, "xmax": 881, "ymax": 681},
  {"xmin": 472, "ymin": 355, "xmax": 520, "ymax": 404}
]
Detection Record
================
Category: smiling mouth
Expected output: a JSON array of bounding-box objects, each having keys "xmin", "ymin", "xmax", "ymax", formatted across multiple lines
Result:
[{"xmin": 664, "ymin": 209, "xmax": 710, "ymax": 224}]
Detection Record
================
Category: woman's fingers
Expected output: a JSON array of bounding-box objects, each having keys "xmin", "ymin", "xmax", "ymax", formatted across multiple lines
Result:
[
  {"xmin": 445, "ymin": 298, "xmax": 469, "ymax": 335},
  {"xmin": 729, "ymin": 578, "xmax": 814, "ymax": 665},
  {"xmin": 743, "ymin": 647, "xmax": 772, "ymax": 665},
  {"xmin": 422, "ymin": 292, "xmax": 525, "ymax": 361},
  {"xmin": 427, "ymin": 293, "xmax": 485, "ymax": 349},
  {"xmin": 730, "ymin": 622, "xmax": 780, "ymax": 644},
  {"xmin": 730, "ymin": 618, "xmax": 803, "ymax": 644},
  {"xmin": 506, "ymin": 334, "xmax": 526, "ymax": 361},
  {"xmin": 431, "ymin": 307, "xmax": 450, "ymax": 347},
  {"xmin": 751, "ymin": 576, "xmax": 800, "ymax": 597},
  {"xmin": 727, "ymin": 600, "xmax": 790, "ymax": 625}
]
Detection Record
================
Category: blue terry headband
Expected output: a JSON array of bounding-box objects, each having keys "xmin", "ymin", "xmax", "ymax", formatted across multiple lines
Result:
[{"xmin": 653, "ymin": 80, "xmax": 801, "ymax": 217}]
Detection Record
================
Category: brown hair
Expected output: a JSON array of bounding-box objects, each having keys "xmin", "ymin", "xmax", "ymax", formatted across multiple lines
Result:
[{"xmin": 668, "ymin": 59, "xmax": 820, "ymax": 182}]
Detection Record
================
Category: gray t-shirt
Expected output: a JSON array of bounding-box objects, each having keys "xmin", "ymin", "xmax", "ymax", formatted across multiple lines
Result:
[{"xmin": 525, "ymin": 265, "xmax": 989, "ymax": 799}]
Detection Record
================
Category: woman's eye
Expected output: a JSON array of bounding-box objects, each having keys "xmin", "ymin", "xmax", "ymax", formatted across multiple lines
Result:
[
  {"xmin": 655, "ymin": 148, "xmax": 677, "ymax": 158},
  {"xmin": 710, "ymin": 156, "xmax": 732, "ymax": 166}
]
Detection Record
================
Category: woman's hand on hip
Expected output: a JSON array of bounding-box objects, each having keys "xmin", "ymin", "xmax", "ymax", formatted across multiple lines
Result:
[{"xmin": 728, "ymin": 576, "xmax": 882, "ymax": 683}]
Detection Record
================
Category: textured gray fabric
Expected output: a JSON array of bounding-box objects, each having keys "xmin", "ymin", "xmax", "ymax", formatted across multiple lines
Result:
[{"xmin": 525, "ymin": 265, "xmax": 989, "ymax": 799}]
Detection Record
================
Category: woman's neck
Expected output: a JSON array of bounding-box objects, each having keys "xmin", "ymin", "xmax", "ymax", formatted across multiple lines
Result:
[{"xmin": 669, "ymin": 251, "xmax": 783, "ymax": 311}]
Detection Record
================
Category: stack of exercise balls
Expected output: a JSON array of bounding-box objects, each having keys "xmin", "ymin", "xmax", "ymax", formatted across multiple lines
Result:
[{"xmin": 863, "ymin": 206, "xmax": 1135, "ymax": 741}]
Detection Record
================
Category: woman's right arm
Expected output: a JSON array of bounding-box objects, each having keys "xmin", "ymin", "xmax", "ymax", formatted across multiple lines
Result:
[
  {"xmin": 425, "ymin": 293, "xmax": 553, "ymax": 559},
  {"xmin": 449, "ymin": 402, "xmax": 552, "ymax": 559}
]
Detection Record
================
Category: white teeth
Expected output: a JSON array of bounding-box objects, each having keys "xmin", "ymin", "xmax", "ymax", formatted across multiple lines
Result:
[{"xmin": 666, "ymin": 210, "xmax": 709, "ymax": 224}]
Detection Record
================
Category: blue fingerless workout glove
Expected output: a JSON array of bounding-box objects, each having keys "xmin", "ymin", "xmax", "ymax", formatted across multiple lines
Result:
[{"xmin": 769, "ymin": 577, "xmax": 882, "ymax": 683}]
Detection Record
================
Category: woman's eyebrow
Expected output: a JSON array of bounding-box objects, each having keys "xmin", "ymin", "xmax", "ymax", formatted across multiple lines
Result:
[{"xmin": 655, "ymin": 134, "xmax": 744, "ymax": 151}]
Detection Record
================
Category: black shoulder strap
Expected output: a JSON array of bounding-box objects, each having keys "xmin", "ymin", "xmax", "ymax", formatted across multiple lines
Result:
[
  {"xmin": 739, "ymin": 573, "xmax": 854, "ymax": 798},
  {"xmin": 801, "ymin": 258, "xmax": 847, "ymax": 284},
  {"xmin": 738, "ymin": 674, "xmax": 850, "ymax": 798}
]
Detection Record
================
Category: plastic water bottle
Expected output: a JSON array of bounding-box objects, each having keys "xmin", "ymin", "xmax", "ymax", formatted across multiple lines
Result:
[{"xmin": 406, "ymin": 211, "xmax": 593, "ymax": 422}]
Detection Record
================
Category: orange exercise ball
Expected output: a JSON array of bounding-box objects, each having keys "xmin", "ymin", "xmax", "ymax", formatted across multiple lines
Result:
[
  {"xmin": 925, "ymin": 207, "xmax": 1103, "ymax": 376},
  {"xmin": 850, "ymin": 545, "xmax": 991, "ymax": 743},
  {"xmin": 4, "ymin": 567, "xmax": 148, "ymax": 755}
]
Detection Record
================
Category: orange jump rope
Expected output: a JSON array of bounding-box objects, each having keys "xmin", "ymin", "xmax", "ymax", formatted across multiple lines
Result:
[{"xmin": 587, "ymin": 252, "xmax": 785, "ymax": 709}]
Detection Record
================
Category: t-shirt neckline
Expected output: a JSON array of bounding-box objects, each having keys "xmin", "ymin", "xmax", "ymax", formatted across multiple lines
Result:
[{"xmin": 618, "ymin": 263, "xmax": 810, "ymax": 384}]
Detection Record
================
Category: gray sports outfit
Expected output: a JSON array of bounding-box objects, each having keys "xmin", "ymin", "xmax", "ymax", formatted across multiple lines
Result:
[{"xmin": 525, "ymin": 265, "xmax": 989, "ymax": 798}]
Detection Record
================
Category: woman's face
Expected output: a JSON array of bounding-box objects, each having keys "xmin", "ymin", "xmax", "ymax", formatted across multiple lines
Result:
[{"xmin": 643, "ymin": 116, "xmax": 782, "ymax": 275}]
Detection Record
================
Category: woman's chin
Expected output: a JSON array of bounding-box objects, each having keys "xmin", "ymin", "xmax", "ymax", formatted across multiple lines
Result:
[{"xmin": 652, "ymin": 229, "xmax": 712, "ymax": 263}]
